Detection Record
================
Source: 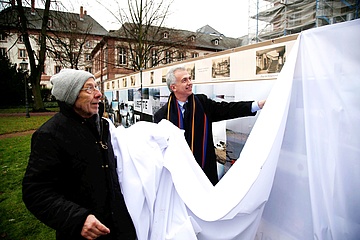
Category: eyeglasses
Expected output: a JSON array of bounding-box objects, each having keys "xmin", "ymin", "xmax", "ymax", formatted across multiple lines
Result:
[{"xmin": 81, "ymin": 85, "xmax": 100, "ymax": 94}]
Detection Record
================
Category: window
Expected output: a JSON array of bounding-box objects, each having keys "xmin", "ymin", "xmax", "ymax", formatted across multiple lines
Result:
[
  {"xmin": 0, "ymin": 32, "xmax": 7, "ymax": 41},
  {"xmin": 55, "ymin": 52, "xmax": 61, "ymax": 60},
  {"xmin": 85, "ymin": 41, "xmax": 91, "ymax": 48},
  {"xmin": 103, "ymin": 48, "xmax": 108, "ymax": 68},
  {"xmin": 192, "ymin": 52, "xmax": 199, "ymax": 58},
  {"xmin": 151, "ymin": 49, "xmax": 158, "ymax": 67},
  {"xmin": 0, "ymin": 47, "xmax": 7, "ymax": 57},
  {"xmin": 38, "ymin": 34, "xmax": 44, "ymax": 44},
  {"xmin": 19, "ymin": 49, "xmax": 27, "ymax": 58},
  {"xmin": 56, "ymin": 38, "xmax": 62, "ymax": 44},
  {"xmin": 48, "ymin": 19, "xmax": 53, "ymax": 28},
  {"xmin": 189, "ymin": 35, "xmax": 196, "ymax": 42},
  {"xmin": 70, "ymin": 21, "xmax": 77, "ymax": 29},
  {"xmin": 163, "ymin": 32, "xmax": 169, "ymax": 39},
  {"xmin": 85, "ymin": 53, "xmax": 91, "ymax": 61},
  {"xmin": 18, "ymin": 34, "xmax": 24, "ymax": 43},
  {"xmin": 117, "ymin": 47, "xmax": 127, "ymax": 65},
  {"xmin": 213, "ymin": 39, "xmax": 219, "ymax": 45},
  {"xmin": 55, "ymin": 65, "xmax": 61, "ymax": 73},
  {"xmin": 150, "ymin": 72, "xmax": 154, "ymax": 84},
  {"xmin": 178, "ymin": 52, "xmax": 186, "ymax": 61},
  {"xmin": 85, "ymin": 67, "xmax": 92, "ymax": 73},
  {"xmin": 165, "ymin": 51, "xmax": 172, "ymax": 64},
  {"xmin": 135, "ymin": 54, "xmax": 140, "ymax": 67}
]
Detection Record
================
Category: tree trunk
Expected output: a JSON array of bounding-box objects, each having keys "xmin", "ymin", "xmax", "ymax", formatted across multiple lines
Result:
[
  {"xmin": 16, "ymin": 0, "xmax": 50, "ymax": 112},
  {"xmin": 30, "ymin": 67, "xmax": 45, "ymax": 111}
]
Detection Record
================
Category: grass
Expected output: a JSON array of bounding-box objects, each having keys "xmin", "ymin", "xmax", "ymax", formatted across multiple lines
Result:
[
  {"xmin": 0, "ymin": 116, "xmax": 53, "ymax": 135},
  {"xmin": 0, "ymin": 112, "xmax": 56, "ymax": 239}
]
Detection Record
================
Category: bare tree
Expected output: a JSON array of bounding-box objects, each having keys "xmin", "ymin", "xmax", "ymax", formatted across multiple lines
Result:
[
  {"xmin": 45, "ymin": 9, "xmax": 94, "ymax": 70},
  {"xmin": 16, "ymin": 0, "xmax": 49, "ymax": 111},
  {"xmin": 1, "ymin": 1, "xmax": 99, "ymax": 110},
  {"xmin": 100, "ymin": 0, "xmax": 196, "ymax": 71}
]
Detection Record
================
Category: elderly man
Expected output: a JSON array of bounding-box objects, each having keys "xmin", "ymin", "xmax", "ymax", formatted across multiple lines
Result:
[
  {"xmin": 22, "ymin": 69, "xmax": 136, "ymax": 240},
  {"xmin": 154, "ymin": 65, "xmax": 265, "ymax": 185}
]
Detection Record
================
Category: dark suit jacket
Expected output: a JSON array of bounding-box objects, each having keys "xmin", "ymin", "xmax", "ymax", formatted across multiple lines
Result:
[{"xmin": 153, "ymin": 94, "xmax": 256, "ymax": 185}]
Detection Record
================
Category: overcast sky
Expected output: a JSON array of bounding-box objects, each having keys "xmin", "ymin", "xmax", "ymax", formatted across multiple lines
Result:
[{"xmin": 42, "ymin": 0, "xmax": 249, "ymax": 38}]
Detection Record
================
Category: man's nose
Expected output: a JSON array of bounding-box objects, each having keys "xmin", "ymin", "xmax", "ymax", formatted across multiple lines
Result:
[{"xmin": 94, "ymin": 90, "xmax": 102, "ymax": 98}]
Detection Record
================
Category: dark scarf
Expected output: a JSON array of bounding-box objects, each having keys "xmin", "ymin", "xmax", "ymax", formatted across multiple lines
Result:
[{"xmin": 166, "ymin": 93, "xmax": 209, "ymax": 168}]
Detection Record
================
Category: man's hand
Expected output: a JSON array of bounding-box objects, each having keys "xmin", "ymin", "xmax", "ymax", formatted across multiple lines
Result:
[
  {"xmin": 81, "ymin": 214, "xmax": 110, "ymax": 239},
  {"xmin": 258, "ymin": 100, "xmax": 266, "ymax": 109}
]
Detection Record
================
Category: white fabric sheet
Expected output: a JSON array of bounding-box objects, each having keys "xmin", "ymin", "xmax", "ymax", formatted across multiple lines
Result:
[
  {"xmin": 257, "ymin": 19, "xmax": 360, "ymax": 240},
  {"xmin": 110, "ymin": 37, "xmax": 295, "ymax": 239},
  {"xmin": 109, "ymin": 19, "xmax": 360, "ymax": 240}
]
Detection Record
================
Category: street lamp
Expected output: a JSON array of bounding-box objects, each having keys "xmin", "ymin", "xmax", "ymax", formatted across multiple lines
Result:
[
  {"xmin": 19, "ymin": 59, "xmax": 30, "ymax": 118},
  {"xmin": 140, "ymin": 68, "xmax": 143, "ymax": 121}
]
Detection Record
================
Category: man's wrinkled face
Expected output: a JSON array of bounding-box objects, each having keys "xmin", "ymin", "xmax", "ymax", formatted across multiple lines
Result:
[
  {"xmin": 171, "ymin": 69, "xmax": 193, "ymax": 101},
  {"xmin": 73, "ymin": 78, "xmax": 102, "ymax": 118}
]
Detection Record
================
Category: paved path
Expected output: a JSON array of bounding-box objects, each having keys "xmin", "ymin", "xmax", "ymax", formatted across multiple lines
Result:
[
  {"xmin": 0, "ymin": 130, "xmax": 36, "ymax": 139},
  {"xmin": 0, "ymin": 112, "xmax": 56, "ymax": 139},
  {"xmin": 0, "ymin": 112, "xmax": 56, "ymax": 117}
]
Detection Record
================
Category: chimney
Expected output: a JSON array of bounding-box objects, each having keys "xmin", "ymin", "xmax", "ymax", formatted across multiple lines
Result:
[
  {"xmin": 31, "ymin": 0, "xmax": 35, "ymax": 15},
  {"xmin": 84, "ymin": 10, "xmax": 87, "ymax": 16},
  {"xmin": 80, "ymin": 6, "xmax": 84, "ymax": 21}
]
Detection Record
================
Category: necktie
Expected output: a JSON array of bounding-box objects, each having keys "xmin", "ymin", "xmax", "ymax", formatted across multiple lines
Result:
[{"xmin": 182, "ymin": 102, "xmax": 187, "ymax": 117}]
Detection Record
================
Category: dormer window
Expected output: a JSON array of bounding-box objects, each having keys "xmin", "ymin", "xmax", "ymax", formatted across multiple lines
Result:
[
  {"xmin": 189, "ymin": 35, "xmax": 196, "ymax": 42},
  {"xmin": 163, "ymin": 32, "xmax": 169, "ymax": 39},
  {"xmin": 70, "ymin": 21, "xmax": 77, "ymax": 29},
  {"xmin": 48, "ymin": 19, "xmax": 53, "ymax": 28},
  {"xmin": 213, "ymin": 39, "xmax": 219, "ymax": 46}
]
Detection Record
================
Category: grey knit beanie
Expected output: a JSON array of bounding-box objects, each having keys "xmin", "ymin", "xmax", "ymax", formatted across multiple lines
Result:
[{"xmin": 50, "ymin": 69, "xmax": 95, "ymax": 105}]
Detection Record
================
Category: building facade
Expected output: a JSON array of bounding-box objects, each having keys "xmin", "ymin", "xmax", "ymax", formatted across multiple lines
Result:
[
  {"xmin": 0, "ymin": 1, "xmax": 108, "ymax": 88},
  {"xmin": 91, "ymin": 23, "xmax": 243, "ymax": 85}
]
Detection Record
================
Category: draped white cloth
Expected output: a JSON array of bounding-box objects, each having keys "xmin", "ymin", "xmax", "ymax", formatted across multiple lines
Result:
[
  {"xmin": 109, "ymin": 19, "xmax": 360, "ymax": 240},
  {"xmin": 257, "ymin": 19, "xmax": 360, "ymax": 240}
]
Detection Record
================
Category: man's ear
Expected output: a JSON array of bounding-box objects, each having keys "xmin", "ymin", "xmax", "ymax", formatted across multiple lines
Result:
[{"xmin": 170, "ymin": 84, "xmax": 176, "ymax": 91}]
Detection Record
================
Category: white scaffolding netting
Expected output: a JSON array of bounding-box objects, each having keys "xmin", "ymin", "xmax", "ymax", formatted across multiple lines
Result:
[{"xmin": 248, "ymin": 0, "xmax": 359, "ymax": 42}]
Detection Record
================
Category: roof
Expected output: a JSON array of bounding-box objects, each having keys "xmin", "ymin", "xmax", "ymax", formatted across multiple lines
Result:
[
  {"xmin": 106, "ymin": 23, "xmax": 241, "ymax": 51},
  {"xmin": 0, "ymin": 6, "xmax": 108, "ymax": 36},
  {"xmin": 196, "ymin": 25, "xmax": 223, "ymax": 36}
]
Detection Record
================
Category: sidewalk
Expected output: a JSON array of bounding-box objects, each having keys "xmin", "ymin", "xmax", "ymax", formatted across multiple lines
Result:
[
  {"xmin": 0, "ymin": 112, "xmax": 57, "ymax": 117},
  {"xmin": 0, "ymin": 112, "xmax": 56, "ymax": 139}
]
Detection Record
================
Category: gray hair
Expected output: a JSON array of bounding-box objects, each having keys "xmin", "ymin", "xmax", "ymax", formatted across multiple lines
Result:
[{"xmin": 166, "ymin": 65, "xmax": 186, "ymax": 92}]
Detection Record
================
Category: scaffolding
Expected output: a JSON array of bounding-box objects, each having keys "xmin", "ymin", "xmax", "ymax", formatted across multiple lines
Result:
[{"xmin": 248, "ymin": 0, "xmax": 360, "ymax": 43}]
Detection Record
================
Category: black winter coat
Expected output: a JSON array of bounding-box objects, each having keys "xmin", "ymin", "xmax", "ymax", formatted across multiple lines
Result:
[
  {"xmin": 22, "ymin": 103, "xmax": 136, "ymax": 240},
  {"xmin": 153, "ymin": 94, "xmax": 256, "ymax": 185}
]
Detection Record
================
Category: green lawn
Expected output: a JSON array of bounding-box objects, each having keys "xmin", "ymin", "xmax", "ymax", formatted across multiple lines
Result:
[
  {"xmin": 0, "ymin": 114, "xmax": 56, "ymax": 239},
  {"xmin": 0, "ymin": 115, "xmax": 53, "ymax": 135}
]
